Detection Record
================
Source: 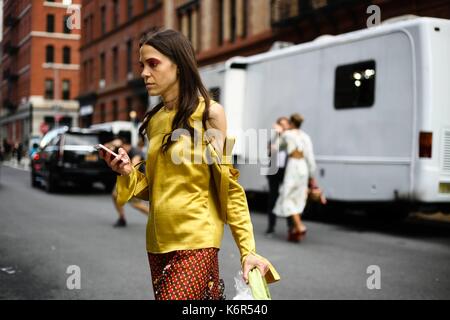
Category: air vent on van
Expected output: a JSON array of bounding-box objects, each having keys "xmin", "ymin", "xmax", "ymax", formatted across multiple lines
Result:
[{"xmin": 442, "ymin": 130, "xmax": 450, "ymax": 172}]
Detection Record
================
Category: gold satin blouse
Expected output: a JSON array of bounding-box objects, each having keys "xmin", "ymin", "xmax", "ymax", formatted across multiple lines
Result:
[{"xmin": 116, "ymin": 98, "xmax": 280, "ymax": 283}]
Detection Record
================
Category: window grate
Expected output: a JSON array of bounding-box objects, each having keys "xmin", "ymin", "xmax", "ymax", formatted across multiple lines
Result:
[{"xmin": 443, "ymin": 130, "xmax": 450, "ymax": 172}]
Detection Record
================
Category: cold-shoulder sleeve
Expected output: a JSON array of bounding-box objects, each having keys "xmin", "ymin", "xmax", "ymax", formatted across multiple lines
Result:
[{"xmin": 116, "ymin": 164, "xmax": 149, "ymax": 206}]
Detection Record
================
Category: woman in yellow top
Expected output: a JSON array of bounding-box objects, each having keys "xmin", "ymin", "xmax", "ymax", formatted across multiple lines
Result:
[{"xmin": 99, "ymin": 29, "xmax": 279, "ymax": 300}]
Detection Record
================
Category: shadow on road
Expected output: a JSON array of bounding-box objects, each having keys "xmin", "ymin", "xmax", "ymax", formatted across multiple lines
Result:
[
  {"xmin": 33, "ymin": 182, "xmax": 109, "ymax": 196},
  {"xmin": 306, "ymin": 206, "xmax": 450, "ymax": 240},
  {"xmin": 248, "ymin": 192, "xmax": 450, "ymax": 240}
]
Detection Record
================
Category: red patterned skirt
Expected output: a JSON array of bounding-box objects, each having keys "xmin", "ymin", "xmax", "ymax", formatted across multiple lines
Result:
[{"xmin": 147, "ymin": 248, "xmax": 225, "ymax": 300}]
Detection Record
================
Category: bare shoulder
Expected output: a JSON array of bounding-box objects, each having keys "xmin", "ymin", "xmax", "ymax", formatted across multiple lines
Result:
[
  {"xmin": 208, "ymin": 101, "xmax": 226, "ymax": 121},
  {"xmin": 206, "ymin": 101, "xmax": 227, "ymax": 131}
]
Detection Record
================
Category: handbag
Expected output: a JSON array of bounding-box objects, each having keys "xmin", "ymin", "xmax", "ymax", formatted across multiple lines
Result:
[
  {"xmin": 248, "ymin": 268, "xmax": 272, "ymax": 300},
  {"xmin": 308, "ymin": 187, "xmax": 327, "ymax": 205}
]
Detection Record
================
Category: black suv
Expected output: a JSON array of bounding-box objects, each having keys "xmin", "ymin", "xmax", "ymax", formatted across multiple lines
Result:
[{"xmin": 31, "ymin": 126, "xmax": 116, "ymax": 193}]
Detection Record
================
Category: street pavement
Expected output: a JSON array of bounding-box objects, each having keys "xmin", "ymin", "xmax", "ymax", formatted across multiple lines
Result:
[{"xmin": 0, "ymin": 164, "xmax": 449, "ymax": 300}]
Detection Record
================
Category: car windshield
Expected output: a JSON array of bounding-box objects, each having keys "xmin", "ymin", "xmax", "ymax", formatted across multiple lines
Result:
[{"xmin": 64, "ymin": 133, "xmax": 100, "ymax": 146}]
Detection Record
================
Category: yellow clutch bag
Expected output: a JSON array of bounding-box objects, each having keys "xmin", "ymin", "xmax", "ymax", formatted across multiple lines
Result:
[{"xmin": 248, "ymin": 268, "xmax": 272, "ymax": 300}]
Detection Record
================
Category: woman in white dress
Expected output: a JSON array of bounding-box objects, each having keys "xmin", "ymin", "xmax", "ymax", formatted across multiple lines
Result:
[{"xmin": 273, "ymin": 113, "xmax": 317, "ymax": 242}]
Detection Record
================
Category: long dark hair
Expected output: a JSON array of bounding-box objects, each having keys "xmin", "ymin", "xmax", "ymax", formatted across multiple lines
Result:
[{"xmin": 138, "ymin": 29, "xmax": 211, "ymax": 152}]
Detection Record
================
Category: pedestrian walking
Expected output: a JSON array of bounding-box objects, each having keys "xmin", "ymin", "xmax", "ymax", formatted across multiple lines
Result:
[
  {"xmin": 16, "ymin": 142, "xmax": 23, "ymax": 165},
  {"xmin": 265, "ymin": 116, "xmax": 293, "ymax": 236},
  {"xmin": 273, "ymin": 113, "xmax": 317, "ymax": 242},
  {"xmin": 98, "ymin": 29, "xmax": 279, "ymax": 300},
  {"xmin": 3, "ymin": 139, "xmax": 12, "ymax": 161}
]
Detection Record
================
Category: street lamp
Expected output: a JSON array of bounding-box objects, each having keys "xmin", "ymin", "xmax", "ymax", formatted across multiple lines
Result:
[{"xmin": 129, "ymin": 110, "xmax": 138, "ymax": 127}]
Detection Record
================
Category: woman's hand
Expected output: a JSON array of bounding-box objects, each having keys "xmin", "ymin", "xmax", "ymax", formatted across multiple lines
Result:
[
  {"xmin": 242, "ymin": 254, "xmax": 270, "ymax": 284},
  {"xmin": 98, "ymin": 147, "xmax": 133, "ymax": 176},
  {"xmin": 308, "ymin": 177, "xmax": 318, "ymax": 189}
]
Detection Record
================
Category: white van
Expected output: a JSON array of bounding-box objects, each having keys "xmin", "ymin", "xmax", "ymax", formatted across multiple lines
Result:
[
  {"xmin": 90, "ymin": 121, "xmax": 140, "ymax": 147},
  {"xmin": 200, "ymin": 17, "xmax": 450, "ymax": 215}
]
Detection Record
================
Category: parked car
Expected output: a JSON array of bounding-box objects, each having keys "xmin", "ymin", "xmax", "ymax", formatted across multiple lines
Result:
[{"xmin": 31, "ymin": 126, "xmax": 116, "ymax": 193}]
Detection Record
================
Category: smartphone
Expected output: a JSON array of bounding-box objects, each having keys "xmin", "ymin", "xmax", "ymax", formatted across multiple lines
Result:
[{"xmin": 93, "ymin": 144, "xmax": 128, "ymax": 163}]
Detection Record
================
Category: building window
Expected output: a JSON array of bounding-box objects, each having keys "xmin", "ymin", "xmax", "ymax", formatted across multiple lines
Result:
[
  {"xmin": 62, "ymin": 80, "xmax": 71, "ymax": 100},
  {"xmin": 83, "ymin": 61, "xmax": 88, "ymax": 90},
  {"xmin": 63, "ymin": 15, "xmax": 71, "ymax": 34},
  {"xmin": 230, "ymin": 0, "xmax": 236, "ymax": 43},
  {"xmin": 113, "ymin": 100, "xmax": 119, "ymax": 120},
  {"xmin": 126, "ymin": 97, "xmax": 133, "ymax": 120},
  {"xmin": 100, "ymin": 52, "xmax": 105, "ymax": 80},
  {"xmin": 44, "ymin": 116, "xmax": 55, "ymax": 131},
  {"xmin": 113, "ymin": 0, "xmax": 119, "ymax": 28},
  {"xmin": 334, "ymin": 60, "xmax": 376, "ymax": 109},
  {"xmin": 112, "ymin": 46, "xmax": 119, "ymax": 81},
  {"xmin": 46, "ymin": 45, "xmax": 54, "ymax": 63},
  {"xmin": 59, "ymin": 116, "xmax": 72, "ymax": 128},
  {"xmin": 101, "ymin": 6, "xmax": 106, "ymax": 35},
  {"xmin": 45, "ymin": 79, "xmax": 54, "ymax": 99},
  {"xmin": 242, "ymin": 0, "xmax": 248, "ymax": 38},
  {"xmin": 99, "ymin": 103, "xmax": 106, "ymax": 122},
  {"xmin": 126, "ymin": 40, "xmax": 133, "ymax": 74},
  {"xmin": 127, "ymin": 0, "xmax": 133, "ymax": 20},
  {"xmin": 47, "ymin": 14, "xmax": 55, "ymax": 33},
  {"xmin": 63, "ymin": 46, "xmax": 71, "ymax": 64},
  {"xmin": 83, "ymin": 17, "xmax": 89, "ymax": 43},
  {"xmin": 89, "ymin": 59, "xmax": 94, "ymax": 84},
  {"xmin": 218, "ymin": 0, "xmax": 224, "ymax": 45},
  {"xmin": 177, "ymin": 2, "xmax": 200, "ymax": 51}
]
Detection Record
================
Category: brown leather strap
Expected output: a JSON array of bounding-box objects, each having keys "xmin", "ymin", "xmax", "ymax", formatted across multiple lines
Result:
[{"xmin": 289, "ymin": 149, "xmax": 304, "ymax": 159}]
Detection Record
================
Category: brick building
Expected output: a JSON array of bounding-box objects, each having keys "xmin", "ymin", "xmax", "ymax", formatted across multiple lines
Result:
[
  {"xmin": 0, "ymin": 0, "xmax": 82, "ymax": 148},
  {"xmin": 77, "ymin": 0, "xmax": 163, "ymax": 128},
  {"xmin": 167, "ymin": 0, "xmax": 450, "ymax": 66},
  {"xmin": 79, "ymin": 0, "xmax": 449, "ymax": 126}
]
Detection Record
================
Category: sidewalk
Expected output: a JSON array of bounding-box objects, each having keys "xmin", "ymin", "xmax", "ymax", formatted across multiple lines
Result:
[{"xmin": 1, "ymin": 157, "xmax": 31, "ymax": 172}]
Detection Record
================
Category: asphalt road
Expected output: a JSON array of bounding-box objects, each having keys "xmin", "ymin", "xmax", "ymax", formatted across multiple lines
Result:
[{"xmin": 1, "ymin": 164, "xmax": 449, "ymax": 300}]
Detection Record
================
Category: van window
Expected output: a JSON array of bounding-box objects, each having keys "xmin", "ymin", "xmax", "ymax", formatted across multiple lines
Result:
[{"xmin": 334, "ymin": 60, "xmax": 376, "ymax": 109}]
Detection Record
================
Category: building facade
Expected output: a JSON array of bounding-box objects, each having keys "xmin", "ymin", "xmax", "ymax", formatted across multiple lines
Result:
[
  {"xmin": 79, "ymin": 0, "xmax": 450, "ymax": 127},
  {"xmin": 0, "ymin": 0, "xmax": 82, "ymax": 148},
  {"xmin": 77, "ymin": 0, "xmax": 163, "ymax": 128},
  {"xmin": 165, "ymin": 0, "xmax": 450, "ymax": 66}
]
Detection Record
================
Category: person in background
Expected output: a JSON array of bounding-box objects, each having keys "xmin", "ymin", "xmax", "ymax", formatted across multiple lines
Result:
[
  {"xmin": 105, "ymin": 135, "xmax": 148, "ymax": 227},
  {"xmin": 273, "ymin": 113, "xmax": 317, "ymax": 242},
  {"xmin": 15, "ymin": 142, "xmax": 23, "ymax": 165},
  {"xmin": 265, "ymin": 116, "xmax": 293, "ymax": 236},
  {"xmin": 98, "ymin": 29, "xmax": 278, "ymax": 300},
  {"xmin": 3, "ymin": 139, "xmax": 12, "ymax": 161}
]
